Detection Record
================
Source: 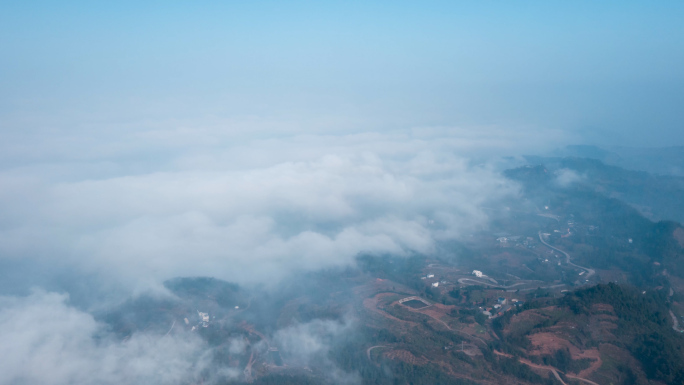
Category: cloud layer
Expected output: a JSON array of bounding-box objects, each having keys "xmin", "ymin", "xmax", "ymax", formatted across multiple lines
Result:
[
  {"xmin": 0, "ymin": 125, "xmax": 549, "ymax": 290},
  {"xmin": 0, "ymin": 290, "xmax": 209, "ymax": 385},
  {"xmin": 0, "ymin": 113, "xmax": 575, "ymax": 385}
]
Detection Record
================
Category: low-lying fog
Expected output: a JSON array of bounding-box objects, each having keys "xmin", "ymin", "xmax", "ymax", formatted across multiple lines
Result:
[
  {"xmin": 0, "ymin": 123, "xmax": 562, "ymax": 384},
  {"xmin": 2, "ymin": 2, "xmax": 683, "ymax": 383}
]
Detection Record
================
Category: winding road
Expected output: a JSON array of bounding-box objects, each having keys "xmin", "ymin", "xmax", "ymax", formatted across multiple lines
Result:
[
  {"xmin": 537, "ymin": 213, "xmax": 561, "ymax": 222},
  {"xmin": 671, "ymin": 310, "xmax": 684, "ymax": 333},
  {"xmin": 457, "ymin": 278, "xmax": 538, "ymax": 289},
  {"xmin": 163, "ymin": 320, "xmax": 176, "ymax": 337},
  {"xmin": 538, "ymin": 231, "xmax": 595, "ymax": 279},
  {"xmin": 456, "ymin": 278, "xmax": 564, "ymax": 293},
  {"xmin": 366, "ymin": 345, "xmax": 387, "ymax": 362}
]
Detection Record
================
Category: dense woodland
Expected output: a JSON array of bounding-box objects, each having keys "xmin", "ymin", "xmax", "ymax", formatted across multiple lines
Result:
[
  {"xmin": 493, "ymin": 283, "xmax": 684, "ymax": 385},
  {"xmin": 506, "ymin": 161, "xmax": 684, "ymax": 283}
]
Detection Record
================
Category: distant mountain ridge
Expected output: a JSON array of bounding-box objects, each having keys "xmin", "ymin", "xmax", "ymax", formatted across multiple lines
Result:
[
  {"xmin": 504, "ymin": 160, "xmax": 684, "ymax": 282},
  {"xmin": 520, "ymin": 155, "xmax": 684, "ymax": 224},
  {"xmin": 551, "ymin": 145, "xmax": 684, "ymax": 177}
]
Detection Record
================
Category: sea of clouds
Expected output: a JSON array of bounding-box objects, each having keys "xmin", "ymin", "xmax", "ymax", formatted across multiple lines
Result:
[
  {"xmin": 0, "ymin": 122, "xmax": 570, "ymax": 289},
  {"xmin": 0, "ymin": 119, "xmax": 569, "ymax": 384}
]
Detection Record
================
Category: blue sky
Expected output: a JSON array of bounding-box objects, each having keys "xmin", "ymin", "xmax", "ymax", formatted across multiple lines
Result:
[{"xmin": 1, "ymin": 1, "xmax": 683, "ymax": 145}]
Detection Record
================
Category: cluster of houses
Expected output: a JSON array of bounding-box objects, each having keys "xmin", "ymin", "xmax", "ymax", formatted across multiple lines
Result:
[
  {"xmin": 188, "ymin": 310, "xmax": 211, "ymax": 331},
  {"xmin": 538, "ymin": 253, "xmax": 562, "ymax": 266},
  {"xmin": 496, "ymin": 235, "xmax": 539, "ymax": 249},
  {"xmin": 481, "ymin": 297, "xmax": 523, "ymax": 318},
  {"xmin": 421, "ymin": 273, "xmax": 446, "ymax": 288},
  {"xmin": 198, "ymin": 311, "xmax": 210, "ymax": 327}
]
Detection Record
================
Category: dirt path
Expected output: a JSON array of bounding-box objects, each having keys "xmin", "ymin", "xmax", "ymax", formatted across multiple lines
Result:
[
  {"xmin": 238, "ymin": 322, "xmax": 270, "ymax": 382},
  {"xmin": 494, "ymin": 350, "xmax": 600, "ymax": 385},
  {"xmin": 517, "ymin": 284, "xmax": 566, "ymax": 292},
  {"xmin": 576, "ymin": 349, "xmax": 602, "ymax": 379},
  {"xmin": 363, "ymin": 293, "xmax": 417, "ymax": 327},
  {"xmin": 397, "ymin": 300, "xmax": 489, "ymax": 346},
  {"xmin": 566, "ymin": 374, "xmax": 600, "ymax": 385},
  {"xmin": 457, "ymin": 278, "xmax": 531, "ymax": 288},
  {"xmin": 538, "ymin": 213, "xmax": 561, "ymax": 222},
  {"xmin": 494, "ymin": 351, "xmax": 566, "ymax": 384},
  {"xmin": 364, "ymin": 292, "xmax": 490, "ymax": 348},
  {"xmin": 366, "ymin": 345, "xmax": 388, "ymax": 364},
  {"xmin": 519, "ymin": 358, "xmax": 567, "ymax": 385},
  {"xmin": 244, "ymin": 351, "xmax": 255, "ymax": 383},
  {"xmin": 457, "ymin": 277, "xmax": 564, "ymax": 293}
]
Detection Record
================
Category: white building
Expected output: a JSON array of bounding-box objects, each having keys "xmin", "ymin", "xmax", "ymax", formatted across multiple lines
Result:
[
  {"xmin": 198, "ymin": 311, "xmax": 210, "ymax": 327},
  {"xmin": 427, "ymin": 274, "xmax": 434, "ymax": 278},
  {"xmin": 432, "ymin": 282, "xmax": 439, "ymax": 287},
  {"xmin": 472, "ymin": 270, "xmax": 483, "ymax": 278}
]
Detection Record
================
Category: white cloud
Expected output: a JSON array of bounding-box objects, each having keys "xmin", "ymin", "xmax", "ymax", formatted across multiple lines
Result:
[
  {"xmin": 0, "ymin": 124, "xmax": 554, "ymax": 289},
  {"xmin": 554, "ymin": 168, "xmax": 584, "ymax": 187},
  {"xmin": 0, "ymin": 290, "xmax": 209, "ymax": 385},
  {"xmin": 274, "ymin": 317, "xmax": 360, "ymax": 384},
  {"xmin": 0, "ymin": 117, "xmax": 570, "ymax": 384},
  {"xmin": 274, "ymin": 318, "xmax": 353, "ymax": 364}
]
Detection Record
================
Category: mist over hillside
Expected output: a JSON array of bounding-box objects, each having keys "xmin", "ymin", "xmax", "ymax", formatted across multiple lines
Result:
[
  {"xmin": 3, "ymin": 131, "xmax": 684, "ymax": 384},
  {"xmin": 520, "ymin": 154, "xmax": 684, "ymax": 223},
  {"xmin": 551, "ymin": 145, "xmax": 684, "ymax": 177},
  {"xmin": 2, "ymin": 1, "xmax": 684, "ymax": 384}
]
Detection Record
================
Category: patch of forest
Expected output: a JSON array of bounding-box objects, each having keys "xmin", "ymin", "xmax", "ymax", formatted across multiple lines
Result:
[
  {"xmin": 495, "ymin": 283, "xmax": 684, "ymax": 384},
  {"xmin": 505, "ymin": 161, "xmax": 684, "ymax": 283}
]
